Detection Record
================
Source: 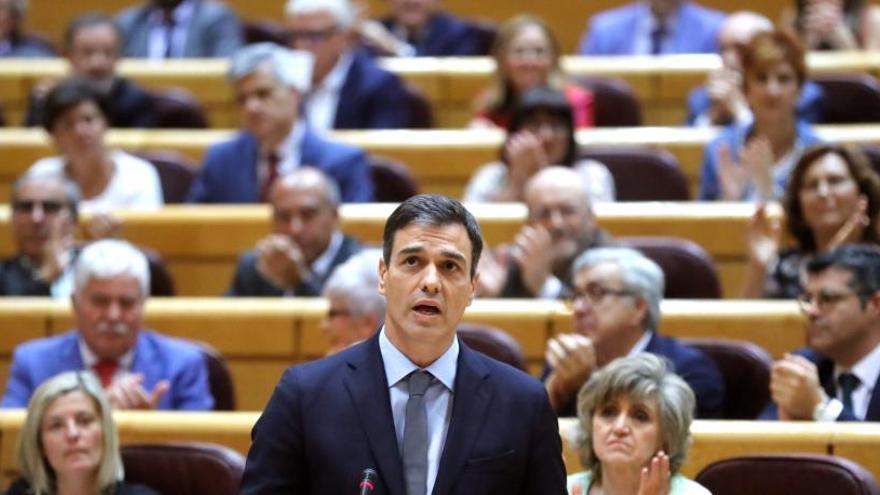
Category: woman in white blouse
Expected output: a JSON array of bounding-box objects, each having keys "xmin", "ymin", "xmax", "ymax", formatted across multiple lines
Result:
[
  {"xmin": 27, "ymin": 77, "xmax": 162, "ymax": 214},
  {"xmin": 464, "ymin": 86, "xmax": 614, "ymax": 204}
]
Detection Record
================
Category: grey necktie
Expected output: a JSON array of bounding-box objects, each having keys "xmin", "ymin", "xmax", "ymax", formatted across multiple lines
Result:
[{"xmin": 403, "ymin": 370, "xmax": 432, "ymax": 495}]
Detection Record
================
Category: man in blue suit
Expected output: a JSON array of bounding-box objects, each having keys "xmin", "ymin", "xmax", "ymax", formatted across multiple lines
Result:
[
  {"xmin": 187, "ymin": 43, "xmax": 373, "ymax": 203},
  {"xmin": 116, "ymin": 0, "xmax": 242, "ymax": 58},
  {"xmin": 364, "ymin": 0, "xmax": 488, "ymax": 56},
  {"xmin": 286, "ymin": 0, "xmax": 411, "ymax": 130},
  {"xmin": 241, "ymin": 195, "xmax": 566, "ymax": 494},
  {"xmin": 543, "ymin": 247, "xmax": 724, "ymax": 419},
  {"xmin": 1, "ymin": 239, "xmax": 213, "ymax": 411},
  {"xmin": 762, "ymin": 245, "xmax": 880, "ymax": 422},
  {"xmin": 579, "ymin": 0, "xmax": 725, "ymax": 55}
]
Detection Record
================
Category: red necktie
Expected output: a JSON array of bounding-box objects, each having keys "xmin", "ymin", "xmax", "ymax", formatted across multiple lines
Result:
[
  {"xmin": 261, "ymin": 152, "xmax": 280, "ymax": 201},
  {"xmin": 93, "ymin": 360, "xmax": 119, "ymax": 388}
]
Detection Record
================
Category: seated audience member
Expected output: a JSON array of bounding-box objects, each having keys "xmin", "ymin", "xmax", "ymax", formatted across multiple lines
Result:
[
  {"xmin": 0, "ymin": 0, "xmax": 54, "ymax": 57},
  {"xmin": 478, "ymin": 167, "xmax": 611, "ymax": 299},
  {"xmin": 568, "ymin": 354, "xmax": 711, "ymax": 494},
  {"xmin": 188, "ymin": 43, "xmax": 373, "ymax": 203},
  {"xmin": 2, "ymin": 239, "xmax": 214, "ymax": 410},
  {"xmin": 686, "ymin": 11, "xmax": 824, "ymax": 127},
  {"xmin": 698, "ymin": 30, "xmax": 822, "ymax": 202},
  {"xmin": 464, "ymin": 87, "xmax": 614, "ymax": 203},
  {"xmin": 743, "ymin": 144, "xmax": 880, "ymax": 298},
  {"xmin": 285, "ymin": 0, "xmax": 411, "ymax": 130},
  {"xmin": 360, "ymin": 0, "xmax": 489, "ymax": 56},
  {"xmin": 545, "ymin": 247, "xmax": 724, "ymax": 419},
  {"xmin": 0, "ymin": 174, "xmax": 78, "ymax": 297},
  {"xmin": 784, "ymin": 0, "xmax": 880, "ymax": 50},
  {"xmin": 228, "ymin": 169, "xmax": 362, "ymax": 297},
  {"xmin": 579, "ymin": 0, "xmax": 725, "ymax": 55},
  {"xmin": 762, "ymin": 244, "xmax": 880, "ymax": 421},
  {"xmin": 116, "ymin": 0, "xmax": 242, "ymax": 58},
  {"xmin": 26, "ymin": 78, "xmax": 163, "ymax": 212},
  {"xmin": 321, "ymin": 248, "xmax": 384, "ymax": 353},
  {"xmin": 24, "ymin": 13, "xmax": 160, "ymax": 128},
  {"xmin": 6, "ymin": 371, "xmax": 159, "ymax": 495},
  {"xmin": 472, "ymin": 15, "xmax": 594, "ymax": 129}
]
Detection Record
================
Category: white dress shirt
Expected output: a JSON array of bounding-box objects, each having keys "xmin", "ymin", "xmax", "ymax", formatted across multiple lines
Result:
[
  {"xmin": 146, "ymin": 0, "xmax": 195, "ymax": 59},
  {"xmin": 304, "ymin": 51, "xmax": 354, "ymax": 132}
]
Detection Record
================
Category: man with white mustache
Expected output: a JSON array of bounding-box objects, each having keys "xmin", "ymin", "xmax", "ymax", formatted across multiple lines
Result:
[{"xmin": 1, "ymin": 239, "xmax": 213, "ymax": 410}]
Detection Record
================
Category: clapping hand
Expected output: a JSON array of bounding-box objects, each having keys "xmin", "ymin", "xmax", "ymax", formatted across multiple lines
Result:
[{"xmin": 255, "ymin": 234, "xmax": 312, "ymax": 290}]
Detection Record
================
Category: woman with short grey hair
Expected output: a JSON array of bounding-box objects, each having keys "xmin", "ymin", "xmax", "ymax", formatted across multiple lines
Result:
[{"xmin": 568, "ymin": 353, "xmax": 710, "ymax": 494}]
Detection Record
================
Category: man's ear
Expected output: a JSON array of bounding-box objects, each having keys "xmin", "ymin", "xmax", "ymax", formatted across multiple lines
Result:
[
  {"xmin": 630, "ymin": 297, "xmax": 649, "ymax": 327},
  {"xmin": 378, "ymin": 257, "xmax": 387, "ymax": 296},
  {"xmin": 468, "ymin": 272, "xmax": 480, "ymax": 306}
]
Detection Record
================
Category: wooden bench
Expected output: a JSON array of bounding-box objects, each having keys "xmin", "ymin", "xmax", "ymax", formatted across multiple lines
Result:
[
  {"xmin": 0, "ymin": 412, "xmax": 862, "ymax": 488},
  {"xmin": 0, "ymin": 298, "xmax": 803, "ymax": 411},
  {"xmin": 0, "ymin": 51, "xmax": 875, "ymax": 127},
  {"xmin": 0, "ymin": 201, "xmax": 766, "ymax": 297}
]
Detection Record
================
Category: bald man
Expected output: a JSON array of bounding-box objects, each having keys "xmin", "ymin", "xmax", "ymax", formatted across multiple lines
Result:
[
  {"xmin": 479, "ymin": 167, "xmax": 611, "ymax": 299},
  {"xmin": 227, "ymin": 168, "xmax": 362, "ymax": 296}
]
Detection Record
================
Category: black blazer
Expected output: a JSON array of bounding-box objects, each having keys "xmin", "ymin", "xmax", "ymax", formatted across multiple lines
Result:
[
  {"xmin": 240, "ymin": 333, "xmax": 567, "ymax": 494},
  {"xmin": 226, "ymin": 235, "xmax": 361, "ymax": 296}
]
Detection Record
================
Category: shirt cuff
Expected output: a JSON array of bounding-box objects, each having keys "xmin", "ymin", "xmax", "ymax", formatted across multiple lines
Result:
[
  {"xmin": 814, "ymin": 398, "xmax": 845, "ymax": 422},
  {"xmin": 539, "ymin": 276, "xmax": 563, "ymax": 299}
]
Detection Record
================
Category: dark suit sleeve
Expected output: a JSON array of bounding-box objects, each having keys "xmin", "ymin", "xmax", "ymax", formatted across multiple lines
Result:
[
  {"xmin": 188, "ymin": 144, "xmax": 224, "ymax": 203},
  {"xmin": 522, "ymin": 388, "xmax": 568, "ymax": 494},
  {"xmin": 226, "ymin": 252, "xmax": 286, "ymax": 297},
  {"xmin": 678, "ymin": 349, "xmax": 725, "ymax": 419},
  {"xmin": 364, "ymin": 73, "xmax": 410, "ymax": 129},
  {"xmin": 241, "ymin": 368, "xmax": 306, "ymax": 494}
]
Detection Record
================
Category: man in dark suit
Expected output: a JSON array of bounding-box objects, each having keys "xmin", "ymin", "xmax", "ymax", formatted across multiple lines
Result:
[
  {"xmin": 241, "ymin": 194, "xmax": 567, "ymax": 494},
  {"xmin": 2, "ymin": 239, "xmax": 213, "ymax": 410},
  {"xmin": 23, "ymin": 13, "xmax": 159, "ymax": 128},
  {"xmin": 477, "ymin": 167, "xmax": 611, "ymax": 299},
  {"xmin": 0, "ymin": 173, "xmax": 79, "ymax": 297},
  {"xmin": 227, "ymin": 168, "xmax": 361, "ymax": 297},
  {"xmin": 188, "ymin": 43, "xmax": 373, "ymax": 203},
  {"xmin": 0, "ymin": 0, "xmax": 55, "ymax": 58},
  {"xmin": 762, "ymin": 245, "xmax": 880, "ymax": 422},
  {"xmin": 116, "ymin": 0, "xmax": 242, "ymax": 58},
  {"xmin": 362, "ymin": 0, "xmax": 488, "ymax": 56},
  {"xmin": 285, "ymin": 0, "xmax": 411, "ymax": 130},
  {"xmin": 543, "ymin": 246, "xmax": 724, "ymax": 419}
]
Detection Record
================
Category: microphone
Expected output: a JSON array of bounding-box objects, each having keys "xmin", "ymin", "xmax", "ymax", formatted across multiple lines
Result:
[{"xmin": 358, "ymin": 468, "xmax": 378, "ymax": 495}]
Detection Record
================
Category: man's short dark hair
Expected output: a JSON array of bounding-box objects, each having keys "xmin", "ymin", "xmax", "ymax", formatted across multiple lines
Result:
[
  {"xmin": 382, "ymin": 194, "xmax": 483, "ymax": 278},
  {"xmin": 807, "ymin": 244, "xmax": 880, "ymax": 304},
  {"xmin": 63, "ymin": 12, "xmax": 122, "ymax": 52},
  {"xmin": 41, "ymin": 77, "xmax": 111, "ymax": 132}
]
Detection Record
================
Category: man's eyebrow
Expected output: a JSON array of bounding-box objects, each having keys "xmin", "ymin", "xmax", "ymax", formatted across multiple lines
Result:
[
  {"xmin": 397, "ymin": 246, "xmax": 425, "ymax": 256},
  {"xmin": 440, "ymin": 249, "xmax": 467, "ymax": 263}
]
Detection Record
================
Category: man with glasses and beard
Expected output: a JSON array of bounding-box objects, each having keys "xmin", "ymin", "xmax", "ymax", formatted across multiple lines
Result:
[
  {"xmin": 762, "ymin": 244, "xmax": 880, "ymax": 421},
  {"xmin": 543, "ymin": 246, "xmax": 724, "ymax": 418},
  {"xmin": 1, "ymin": 239, "xmax": 213, "ymax": 411}
]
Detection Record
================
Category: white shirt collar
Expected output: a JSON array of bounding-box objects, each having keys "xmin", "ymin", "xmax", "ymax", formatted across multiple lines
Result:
[
  {"xmin": 379, "ymin": 326, "xmax": 459, "ymax": 392},
  {"xmin": 317, "ymin": 49, "xmax": 354, "ymax": 92},
  {"xmin": 835, "ymin": 342, "xmax": 880, "ymax": 393},
  {"xmin": 627, "ymin": 330, "xmax": 654, "ymax": 357},
  {"xmin": 310, "ymin": 230, "xmax": 344, "ymax": 279}
]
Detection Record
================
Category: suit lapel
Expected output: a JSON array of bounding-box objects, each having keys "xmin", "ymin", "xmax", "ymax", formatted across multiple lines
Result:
[
  {"xmin": 343, "ymin": 336, "xmax": 406, "ymax": 495},
  {"xmin": 333, "ymin": 54, "xmax": 360, "ymax": 128},
  {"xmin": 130, "ymin": 332, "xmax": 161, "ymax": 392},
  {"xmin": 865, "ymin": 369, "xmax": 880, "ymax": 420},
  {"xmin": 431, "ymin": 344, "xmax": 492, "ymax": 495}
]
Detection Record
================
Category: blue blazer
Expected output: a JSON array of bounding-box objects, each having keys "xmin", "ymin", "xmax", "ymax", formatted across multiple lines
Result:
[
  {"xmin": 698, "ymin": 120, "xmax": 823, "ymax": 201},
  {"xmin": 760, "ymin": 348, "xmax": 880, "ymax": 421},
  {"xmin": 333, "ymin": 49, "xmax": 411, "ymax": 129},
  {"xmin": 579, "ymin": 1, "xmax": 724, "ymax": 55},
  {"xmin": 241, "ymin": 334, "xmax": 567, "ymax": 494},
  {"xmin": 116, "ymin": 0, "xmax": 243, "ymax": 58},
  {"xmin": 686, "ymin": 80, "xmax": 825, "ymax": 126},
  {"xmin": 378, "ymin": 12, "xmax": 487, "ymax": 56},
  {"xmin": 1, "ymin": 330, "xmax": 213, "ymax": 410},
  {"xmin": 187, "ymin": 127, "xmax": 373, "ymax": 203}
]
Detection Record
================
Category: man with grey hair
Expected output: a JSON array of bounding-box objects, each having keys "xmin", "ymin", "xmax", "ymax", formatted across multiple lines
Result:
[
  {"xmin": 543, "ymin": 246, "xmax": 723, "ymax": 418},
  {"xmin": 227, "ymin": 168, "xmax": 362, "ymax": 296},
  {"xmin": 321, "ymin": 248, "xmax": 385, "ymax": 353},
  {"xmin": 2, "ymin": 239, "xmax": 213, "ymax": 410},
  {"xmin": 0, "ymin": 173, "xmax": 79, "ymax": 297},
  {"xmin": 188, "ymin": 42, "xmax": 373, "ymax": 203},
  {"xmin": 285, "ymin": 0, "xmax": 411, "ymax": 129},
  {"xmin": 478, "ymin": 166, "xmax": 610, "ymax": 299}
]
